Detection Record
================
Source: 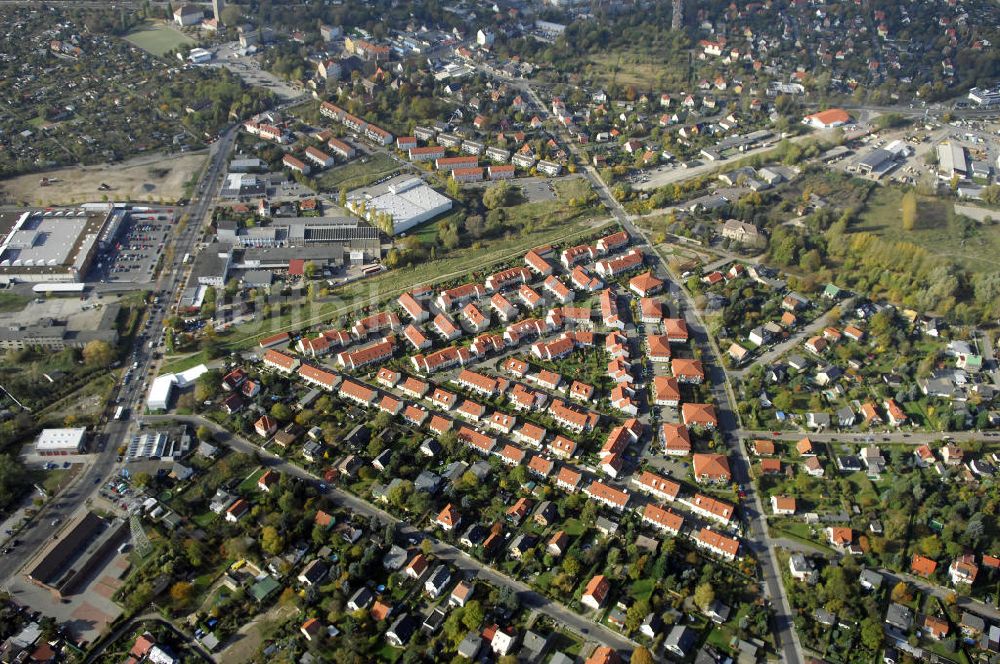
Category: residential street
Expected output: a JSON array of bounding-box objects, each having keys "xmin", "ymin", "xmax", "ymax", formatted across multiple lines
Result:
[
  {"xmin": 978, "ymin": 329, "xmax": 1000, "ymax": 388},
  {"xmin": 730, "ymin": 297, "xmax": 856, "ymax": 378},
  {"xmin": 518, "ymin": 82, "xmax": 805, "ymax": 663},
  {"xmin": 146, "ymin": 415, "xmax": 639, "ymax": 653},
  {"xmin": 735, "ymin": 428, "xmax": 993, "ymax": 446},
  {"xmin": 878, "ymin": 569, "xmax": 1000, "ymax": 623}
]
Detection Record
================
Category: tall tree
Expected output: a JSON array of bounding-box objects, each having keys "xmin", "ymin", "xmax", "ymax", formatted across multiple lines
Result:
[{"xmin": 693, "ymin": 582, "xmax": 715, "ymax": 611}]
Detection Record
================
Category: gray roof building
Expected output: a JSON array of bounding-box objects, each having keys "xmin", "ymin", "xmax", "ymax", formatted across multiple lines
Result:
[
  {"xmin": 241, "ymin": 269, "xmax": 272, "ymax": 288},
  {"xmin": 191, "ymin": 243, "xmax": 232, "ymax": 287},
  {"xmin": 665, "ymin": 625, "xmax": 698, "ymax": 658},
  {"xmin": 519, "ymin": 630, "xmax": 550, "ymax": 662},
  {"xmin": 457, "ymin": 632, "xmax": 482, "ymax": 659},
  {"xmin": 885, "ymin": 603, "xmax": 913, "ymax": 631},
  {"xmin": 860, "ymin": 568, "xmax": 883, "ymax": 590}
]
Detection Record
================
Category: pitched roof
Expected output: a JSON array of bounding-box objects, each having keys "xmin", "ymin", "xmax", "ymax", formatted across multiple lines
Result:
[
  {"xmin": 661, "ymin": 423, "xmax": 691, "ymax": 453},
  {"xmin": 436, "ymin": 503, "xmax": 460, "ymax": 528},
  {"xmin": 583, "ymin": 574, "xmax": 610, "ymax": 601},
  {"xmin": 556, "ymin": 465, "xmax": 581, "ymax": 488},
  {"xmin": 911, "ymin": 554, "xmax": 938, "ymax": 576},
  {"xmin": 633, "ymin": 470, "xmax": 681, "ymax": 500},
  {"xmin": 298, "ymin": 364, "xmax": 339, "ymax": 388},
  {"xmin": 760, "ymin": 458, "xmax": 782, "ymax": 474},
  {"xmin": 828, "ymin": 527, "xmax": 853, "ymax": 545},
  {"xmin": 682, "ymin": 402, "xmax": 718, "ymax": 427},
  {"xmin": 695, "ymin": 528, "xmax": 739, "ymax": 556},
  {"xmin": 585, "ymin": 480, "xmax": 630, "ymax": 507},
  {"xmin": 629, "ymin": 270, "xmax": 663, "ymax": 294},
  {"xmin": 687, "ymin": 493, "xmax": 734, "ymax": 521},
  {"xmin": 772, "ymin": 496, "xmax": 796, "ymax": 512},
  {"xmin": 643, "ymin": 503, "xmax": 684, "ymax": 531},
  {"xmin": 652, "ymin": 375, "xmax": 680, "ymax": 403},
  {"xmin": 263, "ymin": 349, "xmax": 297, "ymax": 369},
  {"xmin": 671, "ymin": 358, "xmax": 704, "ymax": 379},
  {"xmin": 805, "ymin": 108, "xmax": 850, "ymax": 126},
  {"xmin": 692, "ymin": 453, "xmax": 731, "ymax": 480}
]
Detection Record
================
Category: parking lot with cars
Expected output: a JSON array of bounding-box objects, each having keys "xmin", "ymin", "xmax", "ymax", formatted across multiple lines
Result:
[{"xmin": 93, "ymin": 208, "xmax": 174, "ymax": 283}]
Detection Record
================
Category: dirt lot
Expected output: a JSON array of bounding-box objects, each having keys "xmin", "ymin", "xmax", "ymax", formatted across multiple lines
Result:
[{"xmin": 0, "ymin": 151, "xmax": 208, "ymax": 205}]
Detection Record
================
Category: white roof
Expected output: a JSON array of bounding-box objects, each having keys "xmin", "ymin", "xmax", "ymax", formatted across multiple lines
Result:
[
  {"xmin": 147, "ymin": 364, "xmax": 208, "ymax": 410},
  {"xmin": 147, "ymin": 374, "xmax": 176, "ymax": 410},
  {"xmin": 32, "ymin": 283, "xmax": 85, "ymax": 292},
  {"xmin": 36, "ymin": 428, "xmax": 86, "ymax": 451},
  {"xmin": 148, "ymin": 645, "xmax": 178, "ymax": 664},
  {"xmin": 351, "ymin": 177, "xmax": 452, "ymax": 233},
  {"xmin": 176, "ymin": 364, "xmax": 209, "ymax": 387},
  {"xmin": 938, "ymin": 142, "xmax": 967, "ymax": 174}
]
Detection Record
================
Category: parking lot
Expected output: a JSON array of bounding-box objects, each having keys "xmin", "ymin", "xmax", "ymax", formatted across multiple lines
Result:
[
  {"xmin": 92, "ymin": 208, "xmax": 174, "ymax": 284},
  {"xmin": 210, "ymin": 42, "xmax": 304, "ymax": 100},
  {"xmin": 519, "ymin": 178, "xmax": 557, "ymax": 203}
]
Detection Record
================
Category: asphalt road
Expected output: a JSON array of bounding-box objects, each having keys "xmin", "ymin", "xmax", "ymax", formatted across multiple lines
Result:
[
  {"xmin": 0, "ymin": 126, "xmax": 238, "ymax": 586},
  {"xmin": 735, "ymin": 428, "xmax": 993, "ymax": 446},
  {"xmin": 730, "ymin": 297, "xmax": 857, "ymax": 378},
  {"xmin": 147, "ymin": 414, "xmax": 639, "ymax": 653}
]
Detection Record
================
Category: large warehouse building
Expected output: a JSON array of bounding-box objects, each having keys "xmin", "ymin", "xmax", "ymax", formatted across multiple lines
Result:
[
  {"xmin": 0, "ymin": 208, "xmax": 110, "ymax": 283},
  {"xmin": 216, "ymin": 216, "xmax": 380, "ymax": 257},
  {"xmin": 937, "ymin": 142, "xmax": 969, "ymax": 180},
  {"xmin": 27, "ymin": 511, "xmax": 128, "ymax": 598},
  {"xmin": 347, "ymin": 175, "xmax": 452, "ymax": 235}
]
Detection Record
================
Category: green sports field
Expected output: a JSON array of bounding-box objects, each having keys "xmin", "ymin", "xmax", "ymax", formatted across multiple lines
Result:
[{"xmin": 125, "ymin": 22, "xmax": 196, "ymax": 57}]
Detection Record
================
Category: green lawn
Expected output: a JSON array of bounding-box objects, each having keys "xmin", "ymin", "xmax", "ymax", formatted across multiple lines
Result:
[
  {"xmin": 237, "ymin": 468, "xmax": 265, "ymax": 493},
  {"xmin": 845, "ymin": 471, "xmax": 879, "ymax": 502},
  {"xmin": 125, "ymin": 22, "xmax": 196, "ymax": 57},
  {"xmin": 857, "ymin": 187, "xmax": 1000, "ymax": 276},
  {"xmin": 563, "ymin": 518, "xmax": 588, "ymax": 536},
  {"xmin": 507, "ymin": 177, "xmax": 602, "ymax": 228},
  {"xmin": 316, "ymin": 153, "xmax": 399, "ymax": 192},
  {"xmin": 409, "ymin": 177, "xmax": 601, "ymax": 245},
  {"xmin": 772, "ymin": 521, "xmax": 835, "ymax": 554},
  {"xmin": 192, "ymin": 511, "xmax": 217, "ymax": 528},
  {"xmin": 550, "ymin": 630, "xmax": 584, "ymax": 656},
  {"xmin": 160, "ymin": 350, "xmax": 211, "ymax": 374},
  {"xmin": 705, "ymin": 625, "xmax": 735, "ymax": 652},
  {"xmin": 376, "ymin": 643, "xmax": 403, "ymax": 663},
  {"xmin": 39, "ymin": 468, "xmax": 75, "ymax": 496},
  {"xmin": 629, "ymin": 577, "xmax": 656, "ymax": 602}
]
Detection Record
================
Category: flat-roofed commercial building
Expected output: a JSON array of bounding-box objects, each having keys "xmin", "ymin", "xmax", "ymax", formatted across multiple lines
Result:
[
  {"xmin": 27, "ymin": 511, "xmax": 128, "ymax": 598},
  {"xmin": 0, "ymin": 208, "xmax": 110, "ymax": 283},
  {"xmin": 36, "ymin": 428, "xmax": 87, "ymax": 455},
  {"xmin": 347, "ymin": 175, "xmax": 453, "ymax": 235},
  {"xmin": 0, "ymin": 302, "xmax": 119, "ymax": 351},
  {"xmin": 856, "ymin": 148, "xmax": 897, "ymax": 179},
  {"xmin": 216, "ymin": 216, "xmax": 380, "ymax": 258},
  {"xmin": 191, "ymin": 243, "xmax": 233, "ymax": 288},
  {"xmin": 146, "ymin": 364, "xmax": 209, "ymax": 411},
  {"xmin": 220, "ymin": 172, "xmax": 267, "ymax": 199}
]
